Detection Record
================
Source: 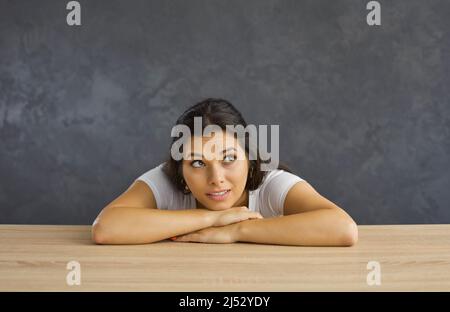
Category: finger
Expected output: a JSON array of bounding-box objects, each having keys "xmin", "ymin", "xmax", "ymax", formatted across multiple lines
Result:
[
  {"xmin": 248, "ymin": 212, "xmax": 263, "ymax": 219},
  {"xmin": 175, "ymin": 235, "xmax": 189, "ymax": 242},
  {"xmin": 187, "ymin": 233, "xmax": 206, "ymax": 243}
]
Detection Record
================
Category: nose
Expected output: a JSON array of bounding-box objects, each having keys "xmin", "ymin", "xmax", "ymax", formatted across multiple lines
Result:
[{"xmin": 207, "ymin": 163, "xmax": 225, "ymax": 186}]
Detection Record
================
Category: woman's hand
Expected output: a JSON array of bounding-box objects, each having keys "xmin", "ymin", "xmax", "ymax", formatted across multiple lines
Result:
[
  {"xmin": 211, "ymin": 206, "xmax": 263, "ymax": 227},
  {"xmin": 171, "ymin": 223, "xmax": 241, "ymax": 244}
]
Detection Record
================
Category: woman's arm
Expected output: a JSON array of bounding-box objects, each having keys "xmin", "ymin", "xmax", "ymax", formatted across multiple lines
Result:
[
  {"xmin": 174, "ymin": 181, "xmax": 358, "ymax": 246},
  {"xmin": 235, "ymin": 207, "xmax": 357, "ymax": 246},
  {"xmin": 92, "ymin": 180, "xmax": 218, "ymax": 244},
  {"xmin": 93, "ymin": 206, "xmax": 263, "ymax": 245},
  {"xmin": 236, "ymin": 181, "xmax": 358, "ymax": 246},
  {"xmin": 174, "ymin": 207, "xmax": 357, "ymax": 246},
  {"xmin": 92, "ymin": 181, "xmax": 262, "ymax": 244},
  {"xmin": 92, "ymin": 207, "xmax": 216, "ymax": 244}
]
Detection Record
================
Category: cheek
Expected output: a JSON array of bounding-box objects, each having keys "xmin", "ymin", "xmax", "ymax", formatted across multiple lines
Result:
[
  {"xmin": 228, "ymin": 166, "xmax": 248, "ymax": 186},
  {"xmin": 184, "ymin": 170, "xmax": 205, "ymax": 189}
]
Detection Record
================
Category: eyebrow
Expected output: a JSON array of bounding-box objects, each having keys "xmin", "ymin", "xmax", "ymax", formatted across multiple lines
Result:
[{"xmin": 189, "ymin": 147, "xmax": 237, "ymax": 158}]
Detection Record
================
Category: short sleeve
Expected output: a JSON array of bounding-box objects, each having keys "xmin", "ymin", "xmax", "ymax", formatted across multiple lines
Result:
[
  {"xmin": 259, "ymin": 170, "xmax": 305, "ymax": 217},
  {"xmin": 135, "ymin": 164, "xmax": 175, "ymax": 210}
]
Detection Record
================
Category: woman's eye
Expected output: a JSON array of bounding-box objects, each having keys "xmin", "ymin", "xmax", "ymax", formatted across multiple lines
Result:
[
  {"xmin": 191, "ymin": 160, "xmax": 205, "ymax": 168},
  {"xmin": 223, "ymin": 155, "xmax": 236, "ymax": 163}
]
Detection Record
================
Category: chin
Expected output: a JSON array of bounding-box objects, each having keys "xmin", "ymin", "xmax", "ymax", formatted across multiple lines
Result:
[{"xmin": 205, "ymin": 201, "xmax": 233, "ymax": 211}]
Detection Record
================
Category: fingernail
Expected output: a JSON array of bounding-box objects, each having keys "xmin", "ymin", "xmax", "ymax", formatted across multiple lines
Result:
[{"xmin": 170, "ymin": 236, "xmax": 177, "ymax": 241}]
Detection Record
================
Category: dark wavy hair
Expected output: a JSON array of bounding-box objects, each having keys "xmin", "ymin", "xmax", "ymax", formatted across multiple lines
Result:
[{"xmin": 162, "ymin": 98, "xmax": 292, "ymax": 195}]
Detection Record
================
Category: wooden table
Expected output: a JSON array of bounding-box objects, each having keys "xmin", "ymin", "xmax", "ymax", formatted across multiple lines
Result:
[{"xmin": 0, "ymin": 224, "xmax": 449, "ymax": 291}]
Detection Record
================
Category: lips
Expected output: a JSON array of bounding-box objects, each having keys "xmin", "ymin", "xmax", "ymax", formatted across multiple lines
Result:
[
  {"xmin": 206, "ymin": 189, "xmax": 231, "ymax": 201},
  {"xmin": 207, "ymin": 189, "xmax": 230, "ymax": 195}
]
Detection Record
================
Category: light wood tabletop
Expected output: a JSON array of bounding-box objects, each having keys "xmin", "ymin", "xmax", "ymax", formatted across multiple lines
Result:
[{"xmin": 0, "ymin": 224, "xmax": 449, "ymax": 291}]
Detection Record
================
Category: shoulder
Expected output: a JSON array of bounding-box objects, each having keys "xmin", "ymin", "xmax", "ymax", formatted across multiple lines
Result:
[
  {"xmin": 283, "ymin": 179, "xmax": 340, "ymax": 215},
  {"xmin": 135, "ymin": 163, "xmax": 178, "ymax": 209},
  {"xmin": 256, "ymin": 169, "xmax": 305, "ymax": 217},
  {"xmin": 136, "ymin": 163, "xmax": 169, "ymax": 184},
  {"xmin": 260, "ymin": 169, "xmax": 304, "ymax": 191}
]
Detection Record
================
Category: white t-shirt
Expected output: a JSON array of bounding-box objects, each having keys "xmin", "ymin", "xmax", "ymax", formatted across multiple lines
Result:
[{"xmin": 135, "ymin": 163, "xmax": 305, "ymax": 218}]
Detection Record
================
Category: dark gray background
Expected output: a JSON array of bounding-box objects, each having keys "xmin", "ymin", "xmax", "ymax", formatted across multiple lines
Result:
[{"xmin": 1, "ymin": 0, "xmax": 449, "ymax": 225}]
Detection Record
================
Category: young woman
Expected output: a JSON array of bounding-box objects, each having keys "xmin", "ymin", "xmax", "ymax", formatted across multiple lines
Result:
[{"xmin": 92, "ymin": 98, "xmax": 358, "ymax": 246}]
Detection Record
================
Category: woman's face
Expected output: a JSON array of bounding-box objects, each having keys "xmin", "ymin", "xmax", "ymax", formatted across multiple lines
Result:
[{"xmin": 182, "ymin": 130, "xmax": 249, "ymax": 211}]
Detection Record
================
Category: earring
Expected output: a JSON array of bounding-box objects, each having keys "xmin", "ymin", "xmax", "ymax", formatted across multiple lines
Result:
[{"xmin": 182, "ymin": 179, "xmax": 189, "ymax": 192}]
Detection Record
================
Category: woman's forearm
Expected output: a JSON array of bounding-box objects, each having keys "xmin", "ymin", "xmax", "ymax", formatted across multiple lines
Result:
[
  {"xmin": 235, "ymin": 207, "xmax": 358, "ymax": 246},
  {"xmin": 92, "ymin": 207, "xmax": 215, "ymax": 244}
]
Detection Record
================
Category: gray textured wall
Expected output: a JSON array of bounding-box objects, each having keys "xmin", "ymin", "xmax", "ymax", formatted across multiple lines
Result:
[{"xmin": 1, "ymin": 0, "xmax": 449, "ymax": 225}]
